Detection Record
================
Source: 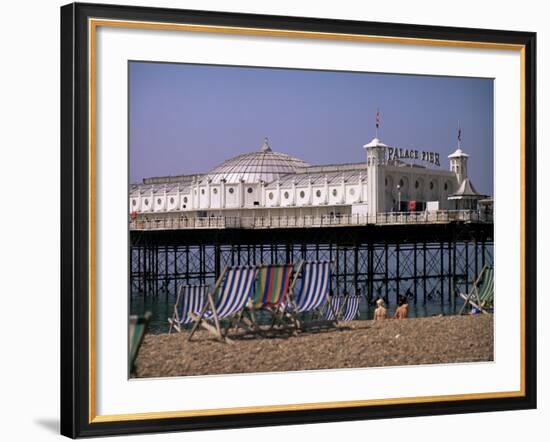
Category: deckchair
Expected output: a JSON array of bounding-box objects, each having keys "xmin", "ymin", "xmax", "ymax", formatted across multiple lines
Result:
[
  {"xmin": 323, "ymin": 295, "xmax": 343, "ymax": 321},
  {"xmin": 248, "ymin": 264, "xmax": 293, "ymax": 330},
  {"xmin": 188, "ymin": 266, "xmax": 258, "ymax": 343},
  {"xmin": 128, "ymin": 311, "xmax": 152, "ymax": 375},
  {"xmin": 341, "ymin": 296, "xmax": 361, "ymax": 322},
  {"xmin": 167, "ymin": 285, "xmax": 206, "ymax": 333},
  {"xmin": 287, "ymin": 261, "xmax": 333, "ymax": 329},
  {"xmin": 458, "ymin": 265, "xmax": 494, "ymax": 315}
]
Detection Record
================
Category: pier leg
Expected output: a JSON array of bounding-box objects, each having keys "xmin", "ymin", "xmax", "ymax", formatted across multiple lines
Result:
[{"xmin": 395, "ymin": 243, "xmax": 400, "ymax": 305}]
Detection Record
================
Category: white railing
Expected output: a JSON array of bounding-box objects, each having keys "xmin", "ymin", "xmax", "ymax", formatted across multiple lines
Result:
[{"xmin": 130, "ymin": 210, "xmax": 493, "ymax": 231}]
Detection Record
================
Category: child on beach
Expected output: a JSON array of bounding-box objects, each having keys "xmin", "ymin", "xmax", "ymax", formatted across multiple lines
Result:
[
  {"xmin": 393, "ymin": 295, "xmax": 409, "ymax": 319},
  {"xmin": 374, "ymin": 298, "xmax": 387, "ymax": 320}
]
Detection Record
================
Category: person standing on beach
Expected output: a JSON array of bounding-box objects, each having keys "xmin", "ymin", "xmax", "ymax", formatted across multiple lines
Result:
[
  {"xmin": 374, "ymin": 298, "xmax": 387, "ymax": 320},
  {"xmin": 393, "ymin": 295, "xmax": 409, "ymax": 319}
]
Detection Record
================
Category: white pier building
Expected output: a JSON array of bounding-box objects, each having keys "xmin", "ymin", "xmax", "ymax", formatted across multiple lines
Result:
[{"xmin": 129, "ymin": 133, "xmax": 490, "ymax": 229}]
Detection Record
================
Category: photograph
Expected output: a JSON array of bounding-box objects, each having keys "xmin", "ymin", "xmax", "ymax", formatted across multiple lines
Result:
[{"xmin": 127, "ymin": 62, "xmax": 495, "ymax": 379}]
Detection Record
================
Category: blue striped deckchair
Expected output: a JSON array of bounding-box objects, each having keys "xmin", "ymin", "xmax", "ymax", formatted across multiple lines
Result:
[
  {"xmin": 292, "ymin": 261, "xmax": 332, "ymax": 313},
  {"xmin": 324, "ymin": 296, "xmax": 343, "ymax": 321},
  {"xmin": 168, "ymin": 285, "xmax": 206, "ymax": 333},
  {"xmin": 188, "ymin": 266, "xmax": 258, "ymax": 342},
  {"xmin": 341, "ymin": 296, "xmax": 361, "ymax": 322},
  {"xmin": 459, "ymin": 265, "xmax": 494, "ymax": 315}
]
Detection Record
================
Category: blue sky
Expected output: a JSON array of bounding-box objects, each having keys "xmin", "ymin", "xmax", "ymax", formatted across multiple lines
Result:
[{"xmin": 129, "ymin": 62, "xmax": 494, "ymax": 195}]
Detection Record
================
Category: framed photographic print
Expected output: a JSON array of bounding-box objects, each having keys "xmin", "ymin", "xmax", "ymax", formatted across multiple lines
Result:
[{"xmin": 60, "ymin": 2, "xmax": 537, "ymax": 438}]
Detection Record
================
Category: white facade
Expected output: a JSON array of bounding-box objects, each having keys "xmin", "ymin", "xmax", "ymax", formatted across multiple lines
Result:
[{"xmin": 130, "ymin": 137, "xmax": 484, "ymax": 218}]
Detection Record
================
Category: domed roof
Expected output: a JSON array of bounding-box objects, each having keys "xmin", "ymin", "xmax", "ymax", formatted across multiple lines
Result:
[{"xmin": 206, "ymin": 138, "xmax": 310, "ymax": 184}]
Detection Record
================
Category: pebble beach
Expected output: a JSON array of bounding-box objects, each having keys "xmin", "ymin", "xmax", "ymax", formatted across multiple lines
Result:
[{"xmin": 133, "ymin": 314, "xmax": 493, "ymax": 378}]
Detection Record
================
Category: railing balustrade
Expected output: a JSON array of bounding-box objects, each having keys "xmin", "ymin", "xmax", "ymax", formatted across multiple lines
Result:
[{"xmin": 129, "ymin": 209, "xmax": 492, "ymax": 231}]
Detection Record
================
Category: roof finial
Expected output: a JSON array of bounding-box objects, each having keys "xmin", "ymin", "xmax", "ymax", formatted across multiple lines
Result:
[
  {"xmin": 260, "ymin": 137, "xmax": 272, "ymax": 152},
  {"xmin": 457, "ymin": 120, "xmax": 462, "ymax": 148},
  {"xmin": 375, "ymin": 108, "xmax": 380, "ymax": 139}
]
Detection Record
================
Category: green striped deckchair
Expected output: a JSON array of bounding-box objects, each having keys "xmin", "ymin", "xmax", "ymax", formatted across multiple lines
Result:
[
  {"xmin": 252, "ymin": 264, "xmax": 293, "ymax": 309},
  {"xmin": 128, "ymin": 311, "xmax": 152, "ymax": 375},
  {"xmin": 459, "ymin": 265, "xmax": 494, "ymax": 314},
  {"xmin": 247, "ymin": 264, "xmax": 294, "ymax": 332}
]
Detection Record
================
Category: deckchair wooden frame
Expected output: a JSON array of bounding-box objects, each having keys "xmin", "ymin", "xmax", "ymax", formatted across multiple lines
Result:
[{"xmin": 458, "ymin": 265, "xmax": 494, "ymax": 315}]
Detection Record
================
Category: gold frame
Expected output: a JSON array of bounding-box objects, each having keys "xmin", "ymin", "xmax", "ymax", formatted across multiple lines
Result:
[{"xmin": 87, "ymin": 18, "xmax": 527, "ymax": 424}]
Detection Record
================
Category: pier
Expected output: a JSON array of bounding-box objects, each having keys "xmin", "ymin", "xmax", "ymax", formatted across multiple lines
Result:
[{"xmin": 130, "ymin": 212, "xmax": 493, "ymax": 311}]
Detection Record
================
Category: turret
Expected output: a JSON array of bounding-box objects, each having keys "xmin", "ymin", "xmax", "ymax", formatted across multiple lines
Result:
[{"xmin": 448, "ymin": 123, "xmax": 469, "ymax": 184}]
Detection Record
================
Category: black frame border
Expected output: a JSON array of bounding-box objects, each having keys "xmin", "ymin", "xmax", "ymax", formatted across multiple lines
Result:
[{"xmin": 60, "ymin": 2, "xmax": 537, "ymax": 438}]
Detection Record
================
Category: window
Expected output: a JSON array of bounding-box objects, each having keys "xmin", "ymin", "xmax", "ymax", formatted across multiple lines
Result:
[
  {"xmin": 316, "ymin": 190, "xmax": 322, "ymax": 198},
  {"xmin": 444, "ymin": 183, "xmax": 448, "ymax": 191},
  {"xmin": 169, "ymin": 197, "xmax": 174, "ymax": 204},
  {"xmin": 268, "ymin": 192, "xmax": 274, "ymax": 200},
  {"xmin": 183, "ymin": 197, "xmax": 188, "ymax": 203},
  {"xmin": 349, "ymin": 188, "xmax": 355, "ymax": 196},
  {"xmin": 213, "ymin": 188, "xmax": 218, "ymax": 194},
  {"xmin": 399, "ymin": 179, "xmax": 404, "ymax": 187},
  {"xmin": 201, "ymin": 189, "xmax": 205, "ymax": 195},
  {"xmin": 157, "ymin": 198, "xmax": 162, "ymax": 205},
  {"xmin": 300, "ymin": 190, "xmax": 305, "ymax": 198},
  {"xmin": 228, "ymin": 188, "xmax": 234, "ymax": 194},
  {"xmin": 332, "ymin": 189, "xmax": 338, "ymax": 197},
  {"xmin": 284, "ymin": 191, "xmax": 289, "ymax": 199},
  {"xmin": 144, "ymin": 199, "xmax": 149, "ymax": 205},
  {"xmin": 247, "ymin": 187, "xmax": 253, "ymax": 194},
  {"xmin": 132, "ymin": 200, "xmax": 136, "ymax": 206},
  {"xmin": 385, "ymin": 178, "xmax": 388, "ymax": 186},
  {"xmin": 415, "ymin": 181, "xmax": 419, "ymax": 189},
  {"xmin": 430, "ymin": 181, "xmax": 434, "ymax": 190}
]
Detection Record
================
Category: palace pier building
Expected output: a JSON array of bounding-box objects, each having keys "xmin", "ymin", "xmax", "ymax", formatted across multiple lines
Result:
[
  {"xmin": 129, "ymin": 130, "xmax": 493, "ymax": 313},
  {"xmin": 130, "ymin": 134, "xmax": 490, "ymax": 230}
]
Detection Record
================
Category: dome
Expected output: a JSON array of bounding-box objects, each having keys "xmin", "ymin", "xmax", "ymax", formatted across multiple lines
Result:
[{"xmin": 205, "ymin": 138, "xmax": 310, "ymax": 184}]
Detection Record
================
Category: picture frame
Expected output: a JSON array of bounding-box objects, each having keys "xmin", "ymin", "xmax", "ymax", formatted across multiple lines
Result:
[{"xmin": 60, "ymin": 2, "xmax": 537, "ymax": 438}]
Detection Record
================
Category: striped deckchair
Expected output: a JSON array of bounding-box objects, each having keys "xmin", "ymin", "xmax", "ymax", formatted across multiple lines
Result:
[
  {"xmin": 459, "ymin": 265, "xmax": 494, "ymax": 314},
  {"xmin": 188, "ymin": 266, "xmax": 258, "ymax": 342},
  {"xmin": 252, "ymin": 264, "xmax": 293, "ymax": 309},
  {"xmin": 341, "ymin": 296, "xmax": 361, "ymax": 322},
  {"xmin": 292, "ymin": 261, "xmax": 332, "ymax": 313},
  {"xmin": 324, "ymin": 296, "xmax": 343, "ymax": 321},
  {"xmin": 168, "ymin": 285, "xmax": 206, "ymax": 333},
  {"xmin": 246, "ymin": 264, "xmax": 294, "ymax": 331}
]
